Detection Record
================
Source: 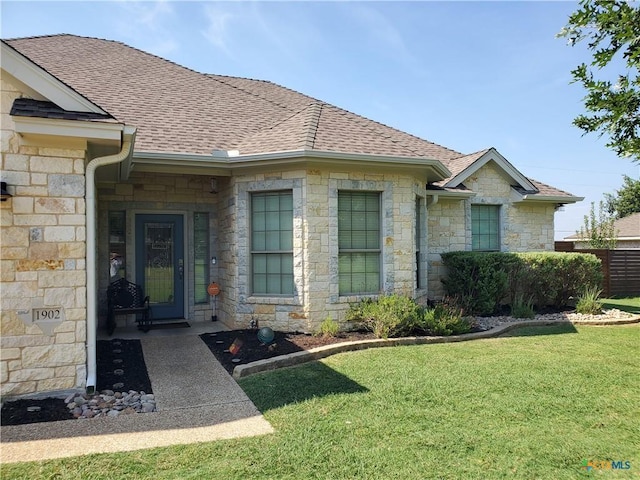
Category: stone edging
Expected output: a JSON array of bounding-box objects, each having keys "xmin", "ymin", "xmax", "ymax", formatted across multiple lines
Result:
[{"xmin": 232, "ymin": 316, "xmax": 640, "ymax": 379}]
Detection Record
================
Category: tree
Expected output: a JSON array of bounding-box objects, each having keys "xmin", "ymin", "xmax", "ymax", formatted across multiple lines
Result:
[
  {"xmin": 604, "ymin": 175, "xmax": 640, "ymax": 218},
  {"xmin": 558, "ymin": 0, "xmax": 640, "ymax": 162},
  {"xmin": 578, "ymin": 200, "xmax": 617, "ymax": 248}
]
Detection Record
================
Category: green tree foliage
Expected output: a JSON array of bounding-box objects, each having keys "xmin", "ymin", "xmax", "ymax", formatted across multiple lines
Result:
[
  {"xmin": 578, "ymin": 200, "xmax": 617, "ymax": 248},
  {"xmin": 558, "ymin": 0, "xmax": 640, "ymax": 162},
  {"xmin": 604, "ymin": 175, "xmax": 640, "ymax": 218}
]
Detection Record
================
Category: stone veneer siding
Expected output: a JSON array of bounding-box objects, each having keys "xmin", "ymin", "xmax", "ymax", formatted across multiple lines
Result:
[
  {"xmin": 96, "ymin": 171, "xmax": 220, "ymax": 326},
  {"xmin": 1, "ymin": 74, "xmax": 88, "ymax": 397},
  {"xmin": 428, "ymin": 162, "xmax": 556, "ymax": 299},
  {"xmin": 220, "ymin": 168, "xmax": 427, "ymax": 332}
]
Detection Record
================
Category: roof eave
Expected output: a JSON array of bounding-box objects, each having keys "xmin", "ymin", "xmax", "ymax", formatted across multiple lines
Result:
[
  {"xmin": 512, "ymin": 191, "xmax": 584, "ymax": 204},
  {"xmin": 12, "ymin": 115, "xmax": 125, "ymax": 143},
  {"xmin": 132, "ymin": 149, "xmax": 452, "ymax": 181}
]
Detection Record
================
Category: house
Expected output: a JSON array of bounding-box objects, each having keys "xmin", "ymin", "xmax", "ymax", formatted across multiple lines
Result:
[
  {"xmin": 561, "ymin": 212, "xmax": 640, "ymax": 249},
  {"xmin": 0, "ymin": 34, "xmax": 582, "ymax": 398}
]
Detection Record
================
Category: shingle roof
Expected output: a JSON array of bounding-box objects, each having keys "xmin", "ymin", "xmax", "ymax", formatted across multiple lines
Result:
[
  {"xmin": 3, "ymin": 34, "xmax": 578, "ymax": 201},
  {"xmin": 565, "ymin": 212, "xmax": 640, "ymax": 240},
  {"xmin": 10, "ymin": 98, "xmax": 115, "ymax": 122},
  {"xmin": 614, "ymin": 212, "xmax": 640, "ymax": 238},
  {"xmin": 527, "ymin": 178, "xmax": 576, "ymax": 198},
  {"xmin": 5, "ymin": 34, "xmax": 461, "ymax": 162}
]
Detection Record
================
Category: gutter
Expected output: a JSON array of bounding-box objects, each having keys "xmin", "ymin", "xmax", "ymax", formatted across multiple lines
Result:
[
  {"xmin": 133, "ymin": 149, "xmax": 452, "ymax": 182},
  {"xmin": 85, "ymin": 129, "xmax": 135, "ymax": 392}
]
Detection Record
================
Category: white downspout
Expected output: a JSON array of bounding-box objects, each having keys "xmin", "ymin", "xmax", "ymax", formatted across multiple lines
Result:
[{"xmin": 85, "ymin": 137, "xmax": 134, "ymax": 392}]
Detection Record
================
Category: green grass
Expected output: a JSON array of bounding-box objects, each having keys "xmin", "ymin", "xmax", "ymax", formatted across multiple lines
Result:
[
  {"xmin": 4, "ymin": 325, "xmax": 639, "ymax": 479},
  {"xmin": 601, "ymin": 297, "xmax": 640, "ymax": 314}
]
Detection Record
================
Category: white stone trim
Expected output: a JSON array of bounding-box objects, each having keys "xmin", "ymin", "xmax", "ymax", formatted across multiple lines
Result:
[
  {"xmin": 236, "ymin": 178, "xmax": 304, "ymax": 306},
  {"xmin": 328, "ymin": 178, "xmax": 394, "ymax": 301}
]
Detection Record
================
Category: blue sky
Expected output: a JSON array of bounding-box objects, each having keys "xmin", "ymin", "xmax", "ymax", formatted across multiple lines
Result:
[{"xmin": 2, "ymin": 1, "xmax": 638, "ymax": 240}]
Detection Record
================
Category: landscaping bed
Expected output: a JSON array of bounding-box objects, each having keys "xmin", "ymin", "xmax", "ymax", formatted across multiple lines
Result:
[
  {"xmin": 200, "ymin": 329, "xmax": 378, "ymax": 374},
  {"xmin": 1, "ymin": 339, "xmax": 153, "ymax": 426}
]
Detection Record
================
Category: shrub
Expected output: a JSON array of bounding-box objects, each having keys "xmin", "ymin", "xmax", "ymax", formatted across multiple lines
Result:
[
  {"xmin": 517, "ymin": 252, "xmax": 602, "ymax": 308},
  {"xmin": 511, "ymin": 293, "xmax": 535, "ymax": 319},
  {"xmin": 315, "ymin": 316, "xmax": 340, "ymax": 338},
  {"xmin": 418, "ymin": 302, "xmax": 473, "ymax": 336},
  {"xmin": 346, "ymin": 294, "xmax": 422, "ymax": 339},
  {"xmin": 575, "ymin": 287, "xmax": 603, "ymax": 315},
  {"xmin": 442, "ymin": 251, "xmax": 603, "ymax": 314},
  {"xmin": 440, "ymin": 252, "xmax": 513, "ymax": 315}
]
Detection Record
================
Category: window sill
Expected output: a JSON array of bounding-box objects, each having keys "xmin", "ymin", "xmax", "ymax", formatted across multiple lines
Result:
[{"xmin": 247, "ymin": 296, "xmax": 301, "ymax": 306}]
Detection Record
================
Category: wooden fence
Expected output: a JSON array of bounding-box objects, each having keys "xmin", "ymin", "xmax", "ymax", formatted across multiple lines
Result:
[{"xmin": 554, "ymin": 242, "xmax": 640, "ymax": 297}]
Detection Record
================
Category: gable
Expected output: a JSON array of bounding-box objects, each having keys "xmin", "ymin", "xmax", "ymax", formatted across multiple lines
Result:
[
  {"xmin": 1, "ymin": 40, "xmax": 108, "ymax": 115},
  {"xmin": 442, "ymin": 147, "xmax": 535, "ymax": 191},
  {"xmin": 2, "ymin": 34, "xmax": 581, "ymax": 204}
]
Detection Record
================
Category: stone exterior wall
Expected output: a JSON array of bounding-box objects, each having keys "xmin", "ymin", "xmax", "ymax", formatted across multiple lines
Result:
[
  {"xmin": 427, "ymin": 162, "xmax": 556, "ymax": 299},
  {"xmin": 1, "ymin": 74, "xmax": 88, "ymax": 397},
  {"xmin": 427, "ymin": 198, "xmax": 468, "ymax": 300},
  {"xmin": 96, "ymin": 171, "xmax": 220, "ymax": 327},
  {"xmin": 222, "ymin": 168, "xmax": 425, "ymax": 332}
]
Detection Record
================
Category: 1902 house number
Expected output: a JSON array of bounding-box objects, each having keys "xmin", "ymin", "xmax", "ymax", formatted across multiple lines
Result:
[{"xmin": 33, "ymin": 308, "xmax": 65, "ymax": 322}]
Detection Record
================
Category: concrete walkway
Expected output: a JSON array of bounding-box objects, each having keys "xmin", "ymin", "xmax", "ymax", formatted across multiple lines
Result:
[{"xmin": 1, "ymin": 330, "xmax": 273, "ymax": 463}]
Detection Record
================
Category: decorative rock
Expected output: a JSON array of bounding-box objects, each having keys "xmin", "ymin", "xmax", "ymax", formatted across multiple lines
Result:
[{"xmin": 63, "ymin": 388, "xmax": 157, "ymax": 419}]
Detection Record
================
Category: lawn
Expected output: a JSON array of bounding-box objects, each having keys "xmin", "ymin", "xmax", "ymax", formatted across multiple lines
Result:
[
  {"xmin": 3, "ymin": 324, "xmax": 638, "ymax": 479},
  {"xmin": 601, "ymin": 297, "xmax": 640, "ymax": 314}
]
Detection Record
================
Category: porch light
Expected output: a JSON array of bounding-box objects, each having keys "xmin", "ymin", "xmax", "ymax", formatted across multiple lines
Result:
[
  {"xmin": 0, "ymin": 182, "xmax": 12, "ymax": 201},
  {"xmin": 210, "ymin": 177, "xmax": 218, "ymax": 194}
]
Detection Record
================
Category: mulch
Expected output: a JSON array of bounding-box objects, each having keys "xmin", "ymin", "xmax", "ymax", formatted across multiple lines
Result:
[
  {"xmin": 1, "ymin": 339, "xmax": 152, "ymax": 426},
  {"xmin": 199, "ymin": 329, "xmax": 376, "ymax": 374}
]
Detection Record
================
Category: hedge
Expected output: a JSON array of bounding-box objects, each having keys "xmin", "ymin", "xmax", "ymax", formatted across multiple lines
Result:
[{"xmin": 441, "ymin": 251, "xmax": 602, "ymax": 315}]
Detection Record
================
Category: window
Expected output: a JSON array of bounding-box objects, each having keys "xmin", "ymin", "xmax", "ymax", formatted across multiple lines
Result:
[
  {"xmin": 108, "ymin": 211, "xmax": 126, "ymax": 279},
  {"xmin": 194, "ymin": 212, "xmax": 209, "ymax": 304},
  {"xmin": 415, "ymin": 197, "xmax": 422, "ymax": 289},
  {"xmin": 251, "ymin": 191, "xmax": 294, "ymax": 295},
  {"xmin": 338, "ymin": 191, "xmax": 381, "ymax": 294},
  {"xmin": 471, "ymin": 205, "xmax": 500, "ymax": 251}
]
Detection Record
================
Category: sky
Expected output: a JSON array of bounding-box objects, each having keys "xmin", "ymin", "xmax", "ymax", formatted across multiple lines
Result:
[{"xmin": 1, "ymin": 0, "xmax": 638, "ymax": 240}]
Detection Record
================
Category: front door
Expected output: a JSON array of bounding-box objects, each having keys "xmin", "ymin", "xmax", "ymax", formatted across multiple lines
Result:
[{"xmin": 135, "ymin": 214, "xmax": 185, "ymax": 320}]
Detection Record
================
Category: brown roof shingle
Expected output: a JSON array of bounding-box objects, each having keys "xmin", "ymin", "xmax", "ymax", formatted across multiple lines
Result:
[{"xmin": 4, "ymin": 34, "xmax": 578, "ymax": 200}]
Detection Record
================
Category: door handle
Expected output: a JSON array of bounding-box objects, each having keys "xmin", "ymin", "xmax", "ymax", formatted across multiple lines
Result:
[{"xmin": 178, "ymin": 258, "xmax": 184, "ymax": 280}]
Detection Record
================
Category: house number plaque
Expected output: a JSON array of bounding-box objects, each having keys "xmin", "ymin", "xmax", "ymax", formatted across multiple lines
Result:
[{"xmin": 33, "ymin": 307, "xmax": 66, "ymax": 322}]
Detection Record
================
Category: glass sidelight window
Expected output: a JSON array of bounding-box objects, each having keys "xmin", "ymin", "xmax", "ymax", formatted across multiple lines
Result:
[
  {"xmin": 194, "ymin": 212, "xmax": 209, "ymax": 304},
  {"xmin": 251, "ymin": 191, "xmax": 294, "ymax": 295},
  {"xmin": 108, "ymin": 211, "xmax": 126, "ymax": 279}
]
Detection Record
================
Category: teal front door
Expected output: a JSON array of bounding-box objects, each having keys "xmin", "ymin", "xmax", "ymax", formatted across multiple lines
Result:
[{"xmin": 135, "ymin": 214, "xmax": 185, "ymax": 320}]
